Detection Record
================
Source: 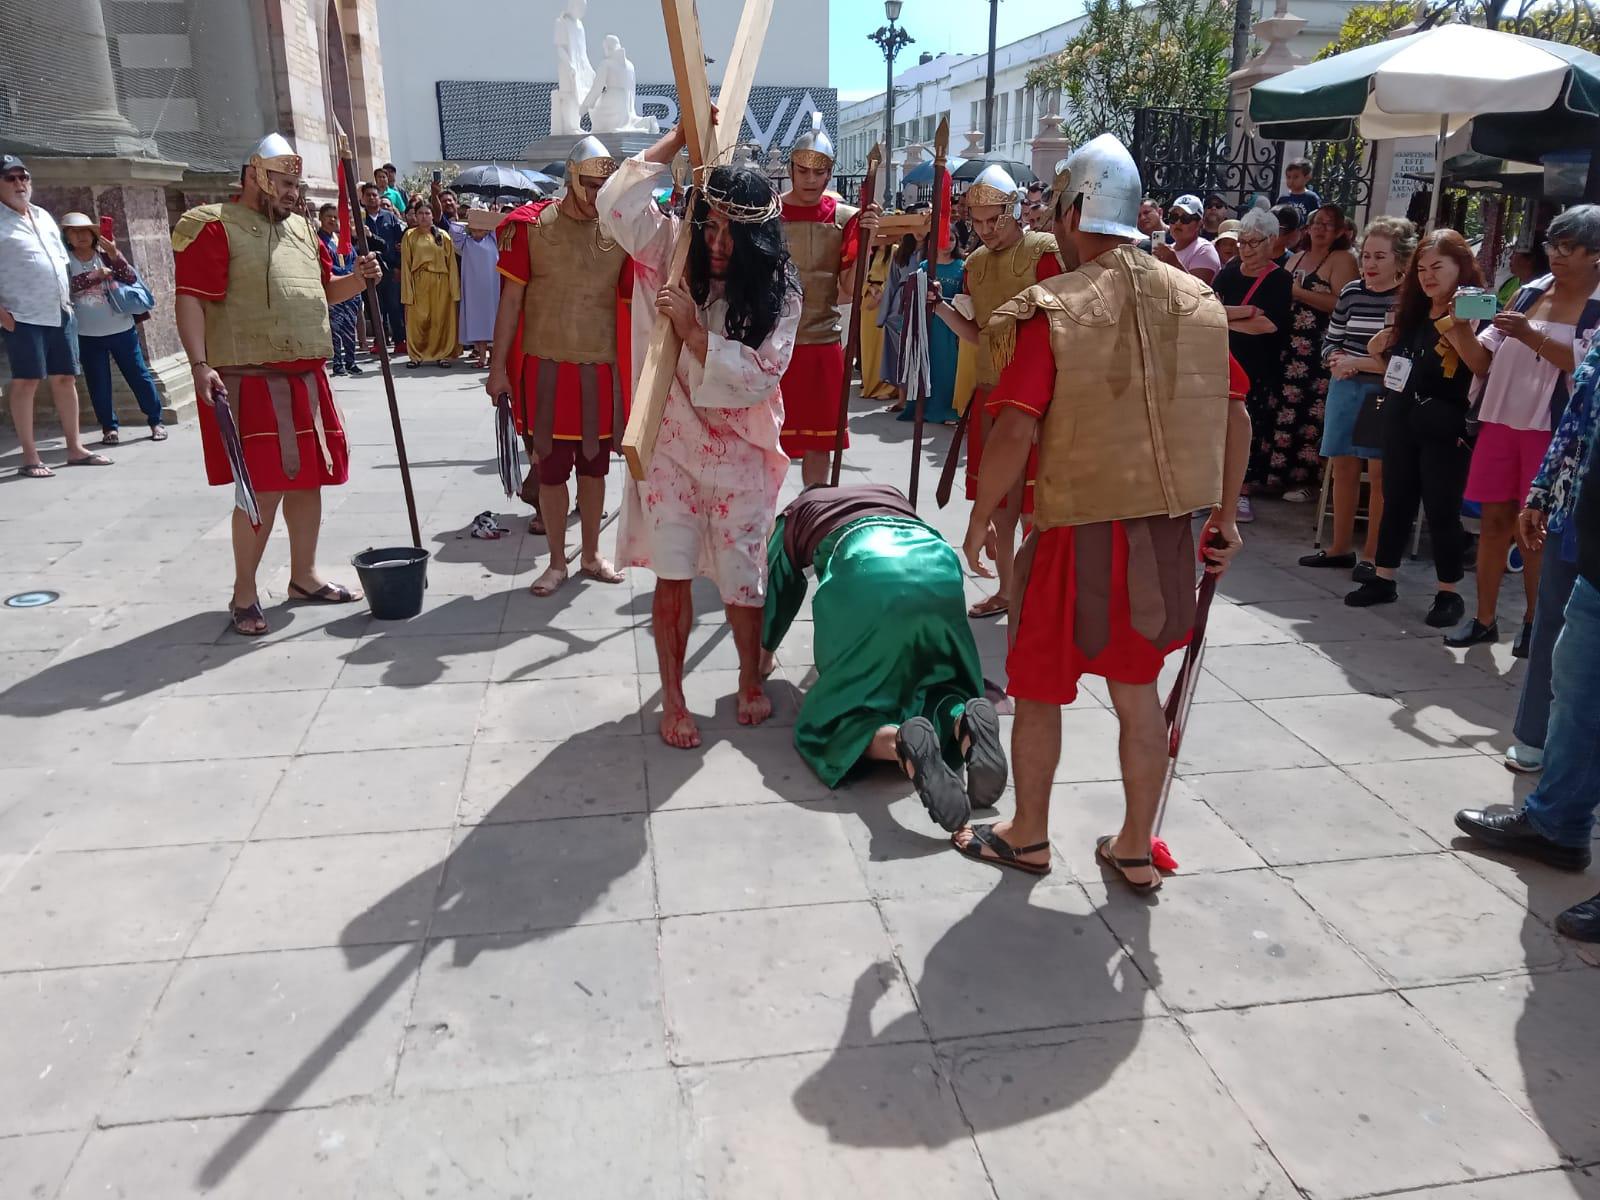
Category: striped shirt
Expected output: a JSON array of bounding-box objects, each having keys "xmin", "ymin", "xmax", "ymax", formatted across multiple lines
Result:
[{"xmin": 1321, "ymin": 280, "xmax": 1400, "ymax": 366}]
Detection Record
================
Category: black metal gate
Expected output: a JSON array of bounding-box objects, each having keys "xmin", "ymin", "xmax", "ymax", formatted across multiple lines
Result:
[
  {"xmin": 1131, "ymin": 107, "xmax": 1281, "ymax": 212},
  {"xmin": 1303, "ymin": 138, "xmax": 1376, "ymax": 218}
]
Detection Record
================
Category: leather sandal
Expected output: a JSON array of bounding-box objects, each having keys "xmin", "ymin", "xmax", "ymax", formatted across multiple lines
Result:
[
  {"xmin": 1096, "ymin": 834, "xmax": 1162, "ymax": 893},
  {"xmin": 952, "ymin": 823, "xmax": 1052, "ymax": 875}
]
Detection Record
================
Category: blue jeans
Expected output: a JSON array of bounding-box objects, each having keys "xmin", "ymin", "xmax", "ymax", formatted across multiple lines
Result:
[
  {"xmin": 79, "ymin": 326, "xmax": 163, "ymax": 431},
  {"xmin": 1513, "ymin": 547, "xmax": 1580, "ymax": 749},
  {"xmin": 1523, "ymin": 576, "xmax": 1600, "ymax": 848}
]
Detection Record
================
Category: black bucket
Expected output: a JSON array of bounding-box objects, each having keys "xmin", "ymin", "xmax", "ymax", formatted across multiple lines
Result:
[{"xmin": 351, "ymin": 546, "xmax": 430, "ymax": 620}]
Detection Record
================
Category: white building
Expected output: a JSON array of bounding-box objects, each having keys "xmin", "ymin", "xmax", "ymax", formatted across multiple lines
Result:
[
  {"xmin": 840, "ymin": 0, "xmax": 1362, "ymax": 189},
  {"xmin": 378, "ymin": 0, "xmax": 832, "ymax": 172}
]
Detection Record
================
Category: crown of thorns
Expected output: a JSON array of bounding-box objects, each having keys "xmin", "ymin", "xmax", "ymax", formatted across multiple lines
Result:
[{"xmin": 690, "ymin": 162, "xmax": 781, "ymax": 225}]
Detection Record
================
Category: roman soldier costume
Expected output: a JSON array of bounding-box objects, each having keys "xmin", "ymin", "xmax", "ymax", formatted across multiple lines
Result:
[
  {"xmin": 957, "ymin": 164, "xmax": 1064, "ymax": 511},
  {"xmin": 173, "ymin": 133, "xmax": 348, "ymax": 492},
  {"xmin": 778, "ymin": 115, "xmax": 861, "ymax": 457},
  {"xmin": 984, "ymin": 135, "xmax": 1230, "ymax": 704},
  {"xmin": 496, "ymin": 136, "xmax": 633, "ymax": 480}
]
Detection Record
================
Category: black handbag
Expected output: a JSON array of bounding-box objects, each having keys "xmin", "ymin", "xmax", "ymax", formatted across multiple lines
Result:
[{"xmin": 1351, "ymin": 382, "xmax": 1386, "ymax": 448}]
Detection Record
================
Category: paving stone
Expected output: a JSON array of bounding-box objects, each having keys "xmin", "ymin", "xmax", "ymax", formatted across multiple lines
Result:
[
  {"xmin": 371, "ymin": 1072, "xmax": 693, "ymax": 1199},
  {"xmin": 119, "ymin": 691, "xmax": 325, "ymax": 762},
  {"xmin": 300, "ymin": 681, "xmax": 486, "ymax": 753},
  {"xmin": 633, "ymin": 618, "xmax": 749, "ymax": 674},
  {"xmin": 687, "ymin": 1044, "xmax": 992, "ymax": 1199},
  {"xmin": 1258, "ymin": 692, "xmax": 1481, "ymax": 764},
  {"xmin": 1090, "ymin": 868, "xmax": 1385, "ymax": 1012},
  {"xmin": 0, "ymin": 759, "xmax": 284, "ymax": 852},
  {"xmin": 661, "ymin": 902, "xmax": 919, "ymax": 1064},
  {"xmin": 190, "ymin": 830, "xmax": 449, "ymax": 956},
  {"xmin": 332, "ymin": 632, "xmax": 502, "ymax": 688},
  {"xmin": 1381, "ymin": 1175, "xmax": 1600, "ymax": 1199},
  {"xmin": 1202, "ymin": 641, "xmax": 1365, "ymax": 700},
  {"xmin": 639, "ymin": 667, "xmax": 802, "ymax": 731},
  {"xmin": 1050, "ymin": 707, "xmax": 1129, "ymax": 781},
  {"xmin": 1047, "ymin": 779, "xmax": 1266, "ymax": 877},
  {"xmin": 1345, "ymin": 755, "xmax": 1537, "ymax": 847},
  {"xmin": 1202, "ymin": 602, "xmax": 1299, "ymax": 645},
  {"xmin": 1187, "ymin": 764, "xmax": 1436, "ymax": 865},
  {"xmin": 1454, "ymin": 850, "xmax": 1600, "ymax": 925},
  {"xmin": 59, "ymin": 1103, "xmax": 384, "ymax": 1199},
  {"xmin": 1287, "ymin": 854, "xmax": 1568, "ymax": 986},
  {"xmin": 1175, "ymin": 700, "xmax": 1330, "ymax": 773},
  {"xmin": 171, "ymin": 642, "xmax": 350, "ymax": 695},
  {"xmin": 0, "ymin": 843, "xmax": 234, "ymax": 969},
  {"xmin": 948, "ymin": 1019, "xmax": 1298, "ymax": 1199},
  {"xmin": 0, "ymin": 1130, "xmax": 82, "ymax": 1200},
  {"xmin": 0, "ymin": 963, "xmax": 169, "ymax": 1136},
  {"xmin": 355, "ymin": 591, "xmax": 509, "ymax": 639},
  {"xmin": 253, "ymin": 745, "xmax": 470, "ymax": 838},
  {"xmin": 652, "ymin": 803, "xmax": 868, "ymax": 915},
  {"xmin": 642, "ymin": 726, "xmax": 832, "ymax": 811},
  {"xmin": 880, "ymin": 883, "xmax": 1159, "ymax": 1040},
  {"xmin": 460, "ymin": 735, "xmax": 648, "ymax": 822},
  {"xmin": 397, "ymin": 922, "xmax": 665, "ymax": 1092},
  {"xmin": 503, "ymin": 578, "xmax": 638, "ymax": 631},
  {"xmin": 1187, "ymin": 993, "xmax": 1562, "ymax": 1197},
  {"xmin": 476, "ymin": 675, "xmax": 642, "ymax": 741},
  {"xmin": 1398, "ymin": 686, "xmax": 1524, "ymax": 755},
  {"xmin": 492, "ymin": 623, "xmax": 641, "ymax": 681},
  {"xmin": 105, "ymin": 945, "xmax": 419, "ymax": 1123},
  {"xmin": 1407, "ymin": 973, "xmax": 1600, "ymax": 1166},
  {"xmin": 429, "ymin": 813, "xmax": 653, "ymax": 938}
]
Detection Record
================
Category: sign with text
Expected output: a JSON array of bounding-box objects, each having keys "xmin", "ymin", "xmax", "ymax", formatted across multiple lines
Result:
[{"xmin": 438, "ymin": 81, "xmax": 837, "ymax": 162}]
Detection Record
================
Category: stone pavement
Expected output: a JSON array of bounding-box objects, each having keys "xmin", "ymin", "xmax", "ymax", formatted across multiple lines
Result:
[{"xmin": 0, "ymin": 361, "xmax": 1596, "ymax": 1199}]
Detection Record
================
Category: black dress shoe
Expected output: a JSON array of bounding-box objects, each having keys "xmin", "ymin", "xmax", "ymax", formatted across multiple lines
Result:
[
  {"xmin": 1345, "ymin": 577, "xmax": 1397, "ymax": 607},
  {"xmin": 1300, "ymin": 549, "xmax": 1358, "ymax": 569},
  {"xmin": 1556, "ymin": 892, "xmax": 1600, "ymax": 942},
  {"xmin": 1427, "ymin": 591, "xmax": 1467, "ymax": 629},
  {"xmin": 1352, "ymin": 560, "xmax": 1377, "ymax": 584},
  {"xmin": 1444, "ymin": 616, "xmax": 1497, "ymax": 645},
  {"xmin": 1511, "ymin": 621, "xmax": 1533, "ymax": 659},
  {"xmin": 1453, "ymin": 808, "xmax": 1593, "ymax": 871}
]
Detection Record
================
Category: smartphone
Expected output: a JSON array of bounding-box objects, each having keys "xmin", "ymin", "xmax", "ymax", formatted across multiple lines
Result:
[
  {"xmin": 431, "ymin": 168, "xmax": 443, "ymax": 184},
  {"xmin": 1454, "ymin": 288, "xmax": 1498, "ymax": 321},
  {"xmin": 99, "ymin": 215, "xmax": 115, "ymax": 240}
]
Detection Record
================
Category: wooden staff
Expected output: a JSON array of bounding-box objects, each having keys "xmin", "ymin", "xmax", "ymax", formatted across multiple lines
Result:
[
  {"xmin": 934, "ymin": 402, "xmax": 970, "ymax": 509},
  {"xmin": 829, "ymin": 144, "xmax": 881, "ymax": 487},
  {"xmin": 907, "ymin": 117, "xmax": 950, "ymax": 507},
  {"xmin": 336, "ymin": 135, "xmax": 421, "ymax": 548}
]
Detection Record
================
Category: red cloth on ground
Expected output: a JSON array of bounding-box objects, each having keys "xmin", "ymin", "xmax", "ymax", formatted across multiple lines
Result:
[
  {"xmin": 496, "ymin": 215, "xmax": 631, "ymax": 440},
  {"xmin": 779, "ymin": 342, "xmax": 847, "ymax": 455},
  {"xmin": 961, "ymin": 251, "xmax": 1062, "ymax": 510},
  {"xmin": 176, "ymin": 219, "xmax": 346, "ymax": 491},
  {"xmin": 987, "ymin": 311, "xmax": 1194, "ymax": 704}
]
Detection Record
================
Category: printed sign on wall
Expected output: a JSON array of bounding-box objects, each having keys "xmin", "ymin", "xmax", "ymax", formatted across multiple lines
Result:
[{"xmin": 438, "ymin": 81, "xmax": 839, "ymax": 162}]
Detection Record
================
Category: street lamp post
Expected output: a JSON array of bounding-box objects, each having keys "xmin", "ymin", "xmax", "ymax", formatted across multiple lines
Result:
[
  {"xmin": 983, "ymin": 0, "xmax": 998, "ymax": 152},
  {"xmin": 869, "ymin": 0, "xmax": 913, "ymax": 202}
]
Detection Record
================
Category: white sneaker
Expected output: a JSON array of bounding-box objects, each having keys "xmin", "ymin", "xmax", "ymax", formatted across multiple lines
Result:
[
  {"xmin": 1504, "ymin": 744, "xmax": 1544, "ymax": 774},
  {"xmin": 1282, "ymin": 487, "xmax": 1314, "ymax": 503},
  {"xmin": 1235, "ymin": 495, "xmax": 1255, "ymax": 523}
]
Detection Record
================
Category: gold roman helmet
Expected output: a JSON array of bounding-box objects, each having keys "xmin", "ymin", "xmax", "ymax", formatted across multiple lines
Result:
[
  {"xmin": 566, "ymin": 135, "xmax": 617, "ymax": 183},
  {"xmin": 965, "ymin": 163, "xmax": 1022, "ymax": 222},
  {"xmin": 247, "ymin": 132, "xmax": 302, "ymax": 191},
  {"xmin": 788, "ymin": 112, "xmax": 835, "ymax": 170}
]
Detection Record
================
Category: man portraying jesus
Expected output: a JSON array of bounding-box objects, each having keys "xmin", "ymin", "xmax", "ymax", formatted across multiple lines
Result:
[{"xmin": 599, "ymin": 121, "xmax": 802, "ymax": 749}]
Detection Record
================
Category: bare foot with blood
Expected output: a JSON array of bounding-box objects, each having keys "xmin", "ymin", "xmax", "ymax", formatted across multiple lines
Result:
[
  {"xmin": 736, "ymin": 683, "xmax": 772, "ymax": 725},
  {"xmin": 659, "ymin": 703, "xmax": 701, "ymax": 749}
]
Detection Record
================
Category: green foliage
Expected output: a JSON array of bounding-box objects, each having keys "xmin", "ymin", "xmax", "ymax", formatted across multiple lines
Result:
[
  {"xmin": 1025, "ymin": 0, "xmax": 1234, "ymax": 145},
  {"xmin": 1314, "ymin": 0, "xmax": 1416, "ymax": 59},
  {"xmin": 1433, "ymin": 0, "xmax": 1600, "ymax": 52}
]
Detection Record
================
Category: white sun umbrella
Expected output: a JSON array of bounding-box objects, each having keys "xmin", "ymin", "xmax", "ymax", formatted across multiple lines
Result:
[{"xmin": 1250, "ymin": 25, "xmax": 1600, "ymax": 223}]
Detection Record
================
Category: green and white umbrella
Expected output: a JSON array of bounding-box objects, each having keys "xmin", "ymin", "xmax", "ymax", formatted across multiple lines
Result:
[{"xmin": 1249, "ymin": 24, "xmax": 1600, "ymax": 220}]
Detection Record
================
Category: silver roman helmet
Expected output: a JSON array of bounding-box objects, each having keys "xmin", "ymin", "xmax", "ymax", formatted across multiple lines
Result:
[
  {"xmin": 1056, "ymin": 133, "xmax": 1141, "ymax": 239},
  {"xmin": 566, "ymin": 135, "xmax": 618, "ymax": 184},
  {"xmin": 964, "ymin": 163, "xmax": 1022, "ymax": 223},
  {"xmin": 247, "ymin": 132, "xmax": 302, "ymax": 189},
  {"xmin": 788, "ymin": 113, "xmax": 835, "ymax": 170}
]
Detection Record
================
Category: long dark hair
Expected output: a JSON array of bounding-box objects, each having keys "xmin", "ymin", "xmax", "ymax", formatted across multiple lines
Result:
[
  {"xmin": 893, "ymin": 233, "xmax": 917, "ymax": 267},
  {"xmin": 687, "ymin": 164, "xmax": 797, "ymax": 348},
  {"xmin": 1393, "ymin": 228, "xmax": 1484, "ymax": 349}
]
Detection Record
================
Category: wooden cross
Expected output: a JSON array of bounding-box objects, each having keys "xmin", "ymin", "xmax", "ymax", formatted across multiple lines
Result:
[{"xmin": 620, "ymin": 0, "xmax": 775, "ymax": 479}]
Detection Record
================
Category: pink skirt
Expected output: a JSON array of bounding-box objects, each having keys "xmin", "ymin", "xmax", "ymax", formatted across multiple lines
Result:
[{"xmin": 1465, "ymin": 422, "xmax": 1552, "ymax": 505}]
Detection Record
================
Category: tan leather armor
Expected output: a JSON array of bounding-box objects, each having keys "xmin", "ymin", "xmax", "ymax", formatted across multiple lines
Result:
[
  {"xmin": 172, "ymin": 203, "xmax": 331, "ymax": 368},
  {"xmin": 990, "ymin": 244, "xmax": 1229, "ymax": 529},
  {"xmin": 785, "ymin": 203, "xmax": 858, "ymax": 346},
  {"xmin": 519, "ymin": 204, "xmax": 627, "ymax": 364},
  {"xmin": 963, "ymin": 230, "xmax": 1059, "ymax": 388}
]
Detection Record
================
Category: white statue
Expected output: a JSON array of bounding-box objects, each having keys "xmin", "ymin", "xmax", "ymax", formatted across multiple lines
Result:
[
  {"xmin": 582, "ymin": 34, "xmax": 659, "ymax": 134},
  {"xmin": 551, "ymin": 0, "xmax": 595, "ymax": 137}
]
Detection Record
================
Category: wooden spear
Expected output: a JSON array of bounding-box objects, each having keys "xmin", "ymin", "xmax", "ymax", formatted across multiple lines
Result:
[
  {"xmin": 829, "ymin": 144, "xmax": 881, "ymax": 487},
  {"xmin": 907, "ymin": 117, "xmax": 949, "ymax": 507}
]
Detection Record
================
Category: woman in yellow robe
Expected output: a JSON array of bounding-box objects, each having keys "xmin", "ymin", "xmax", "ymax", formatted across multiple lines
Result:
[
  {"xmin": 400, "ymin": 198, "xmax": 459, "ymax": 367},
  {"xmin": 857, "ymin": 244, "xmax": 895, "ymax": 401}
]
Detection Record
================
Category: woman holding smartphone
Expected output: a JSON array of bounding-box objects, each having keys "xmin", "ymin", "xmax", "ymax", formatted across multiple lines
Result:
[{"xmin": 1345, "ymin": 229, "xmax": 1486, "ymax": 626}]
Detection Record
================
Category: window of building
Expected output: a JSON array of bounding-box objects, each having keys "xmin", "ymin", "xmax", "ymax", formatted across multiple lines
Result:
[
  {"xmin": 996, "ymin": 93, "xmax": 1008, "ymax": 147},
  {"xmin": 970, "ymin": 100, "xmax": 980, "ymax": 137},
  {"xmin": 924, "ymin": 115, "xmax": 935, "ymax": 142},
  {"xmin": 1024, "ymin": 88, "xmax": 1035, "ymax": 141}
]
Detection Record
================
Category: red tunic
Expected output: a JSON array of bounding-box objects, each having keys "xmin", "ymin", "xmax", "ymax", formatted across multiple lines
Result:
[
  {"xmin": 987, "ymin": 316, "xmax": 1199, "ymax": 705},
  {"xmin": 176, "ymin": 220, "xmax": 348, "ymax": 492},
  {"xmin": 779, "ymin": 196, "xmax": 861, "ymax": 456},
  {"xmin": 496, "ymin": 215, "xmax": 633, "ymax": 445},
  {"xmin": 963, "ymin": 251, "xmax": 1064, "ymax": 511}
]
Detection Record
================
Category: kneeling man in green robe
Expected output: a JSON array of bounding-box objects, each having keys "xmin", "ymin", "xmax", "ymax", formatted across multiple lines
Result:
[{"xmin": 760, "ymin": 484, "xmax": 1007, "ymax": 830}]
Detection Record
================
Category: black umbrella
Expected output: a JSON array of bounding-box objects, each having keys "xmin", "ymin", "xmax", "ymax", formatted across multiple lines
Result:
[
  {"xmin": 951, "ymin": 157, "xmax": 1037, "ymax": 186},
  {"xmin": 451, "ymin": 163, "xmax": 551, "ymax": 197},
  {"xmin": 541, "ymin": 161, "xmax": 567, "ymax": 179}
]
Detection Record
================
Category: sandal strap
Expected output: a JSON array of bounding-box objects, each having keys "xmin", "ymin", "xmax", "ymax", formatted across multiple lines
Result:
[
  {"xmin": 1097, "ymin": 835, "xmax": 1152, "ymax": 869},
  {"xmin": 970, "ymin": 825, "xmax": 1049, "ymax": 861}
]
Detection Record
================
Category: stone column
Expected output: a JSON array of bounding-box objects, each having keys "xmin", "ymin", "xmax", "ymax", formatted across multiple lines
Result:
[
  {"xmin": 1030, "ymin": 114, "xmax": 1072, "ymax": 188},
  {"xmin": 20, "ymin": 158, "xmax": 197, "ymax": 430},
  {"xmin": 0, "ymin": 0, "xmax": 152, "ymax": 156}
]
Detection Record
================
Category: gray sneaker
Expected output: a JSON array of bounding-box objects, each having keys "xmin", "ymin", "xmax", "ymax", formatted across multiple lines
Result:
[{"xmin": 1504, "ymin": 744, "xmax": 1544, "ymax": 774}]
